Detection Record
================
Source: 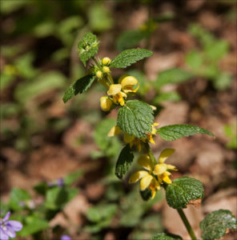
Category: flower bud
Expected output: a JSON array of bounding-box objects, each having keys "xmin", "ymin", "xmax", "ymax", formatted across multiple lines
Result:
[
  {"xmin": 103, "ymin": 66, "xmax": 110, "ymax": 73},
  {"xmin": 102, "ymin": 57, "xmax": 111, "ymax": 65},
  {"xmin": 96, "ymin": 70, "xmax": 103, "ymax": 79},
  {"xmin": 100, "ymin": 96, "xmax": 113, "ymax": 111}
]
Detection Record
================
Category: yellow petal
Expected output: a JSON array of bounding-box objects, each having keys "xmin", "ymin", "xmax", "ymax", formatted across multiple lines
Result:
[
  {"xmin": 150, "ymin": 105, "xmax": 157, "ymax": 111},
  {"xmin": 166, "ymin": 164, "xmax": 177, "ymax": 171},
  {"xmin": 121, "ymin": 76, "xmax": 138, "ymax": 89},
  {"xmin": 118, "ymin": 74, "xmax": 129, "ymax": 84},
  {"xmin": 103, "ymin": 66, "xmax": 110, "ymax": 73},
  {"xmin": 107, "ymin": 84, "xmax": 122, "ymax": 96},
  {"xmin": 158, "ymin": 148, "xmax": 175, "ymax": 164},
  {"xmin": 151, "ymin": 189, "xmax": 156, "ymax": 199},
  {"xmin": 153, "ymin": 163, "xmax": 167, "ymax": 175},
  {"xmin": 124, "ymin": 133, "xmax": 134, "ymax": 143},
  {"xmin": 129, "ymin": 171, "xmax": 148, "ymax": 184},
  {"xmin": 147, "ymin": 134, "xmax": 155, "ymax": 144},
  {"xmin": 137, "ymin": 155, "xmax": 152, "ymax": 171},
  {"xmin": 108, "ymin": 126, "xmax": 122, "ymax": 137},
  {"xmin": 100, "ymin": 96, "xmax": 113, "ymax": 111},
  {"xmin": 102, "ymin": 57, "xmax": 111, "ymax": 65},
  {"xmin": 162, "ymin": 173, "xmax": 172, "ymax": 184},
  {"xmin": 140, "ymin": 175, "xmax": 153, "ymax": 191}
]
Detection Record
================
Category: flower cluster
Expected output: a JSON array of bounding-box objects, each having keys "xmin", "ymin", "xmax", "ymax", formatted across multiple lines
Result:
[
  {"xmin": 0, "ymin": 212, "xmax": 23, "ymax": 240},
  {"xmin": 129, "ymin": 149, "xmax": 177, "ymax": 199},
  {"xmin": 95, "ymin": 57, "xmax": 139, "ymax": 111}
]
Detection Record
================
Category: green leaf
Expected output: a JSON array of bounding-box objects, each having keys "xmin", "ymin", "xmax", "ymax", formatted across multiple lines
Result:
[
  {"xmin": 200, "ymin": 209, "xmax": 237, "ymax": 240},
  {"xmin": 151, "ymin": 233, "xmax": 182, "ymax": 240},
  {"xmin": 154, "ymin": 92, "xmax": 181, "ymax": 104},
  {"xmin": 185, "ymin": 50, "xmax": 204, "ymax": 72},
  {"xmin": 140, "ymin": 188, "xmax": 153, "ymax": 201},
  {"xmin": 86, "ymin": 204, "xmax": 117, "ymax": 223},
  {"xmin": 33, "ymin": 182, "xmax": 48, "ymax": 196},
  {"xmin": 77, "ymin": 32, "xmax": 99, "ymax": 66},
  {"xmin": 117, "ymin": 100, "xmax": 154, "ymax": 138},
  {"xmin": 19, "ymin": 215, "xmax": 49, "ymax": 237},
  {"xmin": 45, "ymin": 187, "xmax": 78, "ymax": 210},
  {"xmin": 214, "ymin": 72, "xmax": 232, "ymax": 90},
  {"xmin": 157, "ymin": 124, "xmax": 214, "ymax": 141},
  {"xmin": 154, "ymin": 68, "xmax": 192, "ymax": 89},
  {"xmin": 115, "ymin": 144, "xmax": 134, "ymax": 179},
  {"xmin": 15, "ymin": 71, "xmax": 66, "ymax": 103},
  {"xmin": 9, "ymin": 188, "xmax": 31, "ymax": 210},
  {"xmin": 63, "ymin": 75, "xmax": 95, "ymax": 103},
  {"xmin": 88, "ymin": 3, "xmax": 113, "ymax": 32},
  {"xmin": 110, "ymin": 48, "xmax": 153, "ymax": 68},
  {"xmin": 166, "ymin": 177, "xmax": 204, "ymax": 209},
  {"xmin": 204, "ymin": 40, "xmax": 229, "ymax": 61},
  {"xmin": 116, "ymin": 30, "xmax": 148, "ymax": 51},
  {"xmin": 64, "ymin": 170, "xmax": 83, "ymax": 185}
]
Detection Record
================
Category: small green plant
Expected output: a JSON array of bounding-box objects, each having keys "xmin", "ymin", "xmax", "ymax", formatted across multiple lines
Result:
[
  {"xmin": 62, "ymin": 32, "xmax": 237, "ymax": 240},
  {"xmin": 186, "ymin": 24, "xmax": 232, "ymax": 90}
]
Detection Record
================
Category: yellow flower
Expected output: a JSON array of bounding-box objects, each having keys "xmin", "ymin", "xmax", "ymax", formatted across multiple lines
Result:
[
  {"xmin": 107, "ymin": 84, "xmax": 127, "ymax": 106},
  {"xmin": 153, "ymin": 148, "xmax": 177, "ymax": 184},
  {"xmin": 96, "ymin": 70, "xmax": 103, "ymax": 79},
  {"xmin": 118, "ymin": 75, "xmax": 139, "ymax": 94},
  {"xmin": 142, "ymin": 123, "xmax": 159, "ymax": 144},
  {"xmin": 102, "ymin": 66, "xmax": 110, "ymax": 73},
  {"xmin": 100, "ymin": 96, "xmax": 113, "ymax": 111},
  {"xmin": 129, "ymin": 155, "xmax": 160, "ymax": 199},
  {"xmin": 102, "ymin": 57, "xmax": 111, "ymax": 65}
]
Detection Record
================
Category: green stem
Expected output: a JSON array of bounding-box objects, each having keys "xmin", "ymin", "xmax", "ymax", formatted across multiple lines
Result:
[
  {"xmin": 144, "ymin": 142, "xmax": 156, "ymax": 165},
  {"xmin": 92, "ymin": 56, "xmax": 100, "ymax": 68},
  {"xmin": 177, "ymin": 209, "xmax": 197, "ymax": 240}
]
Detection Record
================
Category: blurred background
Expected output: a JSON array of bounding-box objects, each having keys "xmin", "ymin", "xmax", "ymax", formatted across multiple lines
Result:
[{"xmin": 0, "ymin": 0, "xmax": 236, "ymax": 239}]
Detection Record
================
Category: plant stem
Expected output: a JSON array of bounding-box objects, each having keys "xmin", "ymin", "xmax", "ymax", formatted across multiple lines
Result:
[
  {"xmin": 92, "ymin": 56, "xmax": 100, "ymax": 68},
  {"xmin": 144, "ymin": 142, "xmax": 156, "ymax": 165},
  {"xmin": 177, "ymin": 209, "xmax": 197, "ymax": 240}
]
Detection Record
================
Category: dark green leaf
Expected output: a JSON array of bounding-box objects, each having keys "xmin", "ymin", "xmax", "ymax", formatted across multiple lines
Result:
[
  {"xmin": 157, "ymin": 124, "xmax": 214, "ymax": 141},
  {"xmin": 77, "ymin": 32, "xmax": 99, "ymax": 65},
  {"xmin": 63, "ymin": 75, "xmax": 95, "ymax": 103},
  {"xmin": 140, "ymin": 188, "xmax": 153, "ymax": 201},
  {"xmin": 110, "ymin": 48, "xmax": 153, "ymax": 68},
  {"xmin": 166, "ymin": 177, "xmax": 204, "ymax": 209},
  {"xmin": 9, "ymin": 188, "xmax": 31, "ymax": 210},
  {"xmin": 200, "ymin": 209, "xmax": 237, "ymax": 240},
  {"xmin": 151, "ymin": 233, "xmax": 182, "ymax": 240},
  {"xmin": 33, "ymin": 182, "xmax": 48, "ymax": 196},
  {"xmin": 115, "ymin": 144, "xmax": 134, "ymax": 179},
  {"xmin": 117, "ymin": 100, "xmax": 154, "ymax": 138},
  {"xmin": 154, "ymin": 68, "xmax": 192, "ymax": 89}
]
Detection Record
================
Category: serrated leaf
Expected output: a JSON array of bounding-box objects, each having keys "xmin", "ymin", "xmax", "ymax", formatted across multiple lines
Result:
[
  {"xmin": 151, "ymin": 233, "xmax": 182, "ymax": 240},
  {"xmin": 117, "ymin": 100, "xmax": 154, "ymax": 138},
  {"xmin": 200, "ymin": 209, "xmax": 237, "ymax": 240},
  {"xmin": 115, "ymin": 144, "xmax": 134, "ymax": 179},
  {"xmin": 166, "ymin": 177, "xmax": 204, "ymax": 209},
  {"xmin": 157, "ymin": 124, "xmax": 214, "ymax": 141},
  {"xmin": 63, "ymin": 75, "xmax": 95, "ymax": 103},
  {"xmin": 110, "ymin": 48, "xmax": 153, "ymax": 68},
  {"xmin": 77, "ymin": 32, "xmax": 99, "ymax": 65},
  {"xmin": 154, "ymin": 68, "xmax": 192, "ymax": 89}
]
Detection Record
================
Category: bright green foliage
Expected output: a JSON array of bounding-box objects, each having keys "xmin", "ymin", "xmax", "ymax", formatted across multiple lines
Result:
[
  {"xmin": 15, "ymin": 71, "xmax": 66, "ymax": 103},
  {"xmin": 151, "ymin": 233, "xmax": 182, "ymax": 240},
  {"xmin": 157, "ymin": 124, "xmax": 214, "ymax": 141},
  {"xmin": 117, "ymin": 100, "xmax": 154, "ymax": 138},
  {"xmin": 77, "ymin": 32, "xmax": 99, "ymax": 66},
  {"xmin": 94, "ymin": 118, "xmax": 121, "ymax": 157},
  {"xmin": 19, "ymin": 215, "xmax": 49, "ymax": 237},
  {"xmin": 154, "ymin": 92, "xmax": 181, "ymax": 104},
  {"xmin": 88, "ymin": 3, "xmax": 113, "ymax": 31},
  {"xmin": 224, "ymin": 123, "xmax": 237, "ymax": 149},
  {"xmin": 9, "ymin": 188, "xmax": 31, "ymax": 210},
  {"xmin": 154, "ymin": 68, "xmax": 192, "ymax": 90},
  {"xmin": 115, "ymin": 144, "xmax": 134, "ymax": 179},
  {"xmin": 45, "ymin": 187, "xmax": 78, "ymax": 210},
  {"xmin": 166, "ymin": 177, "xmax": 204, "ymax": 209},
  {"xmin": 200, "ymin": 210, "xmax": 237, "ymax": 240},
  {"xmin": 63, "ymin": 75, "xmax": 96, "ymax": 103},
  {"xmin": 85, "ymin": 204, "xmax": 117, "ymax": 233},
  {"xmin": 116, "ymin": 30, "xmax": 149, "ymax": 51},
  {"xmin": 110, "ymin": 48, "xmax": 153, "ymax": 68},
  {"xmin": 64, "ymin": 170, "xmax": 83, "ymax": 185}
]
